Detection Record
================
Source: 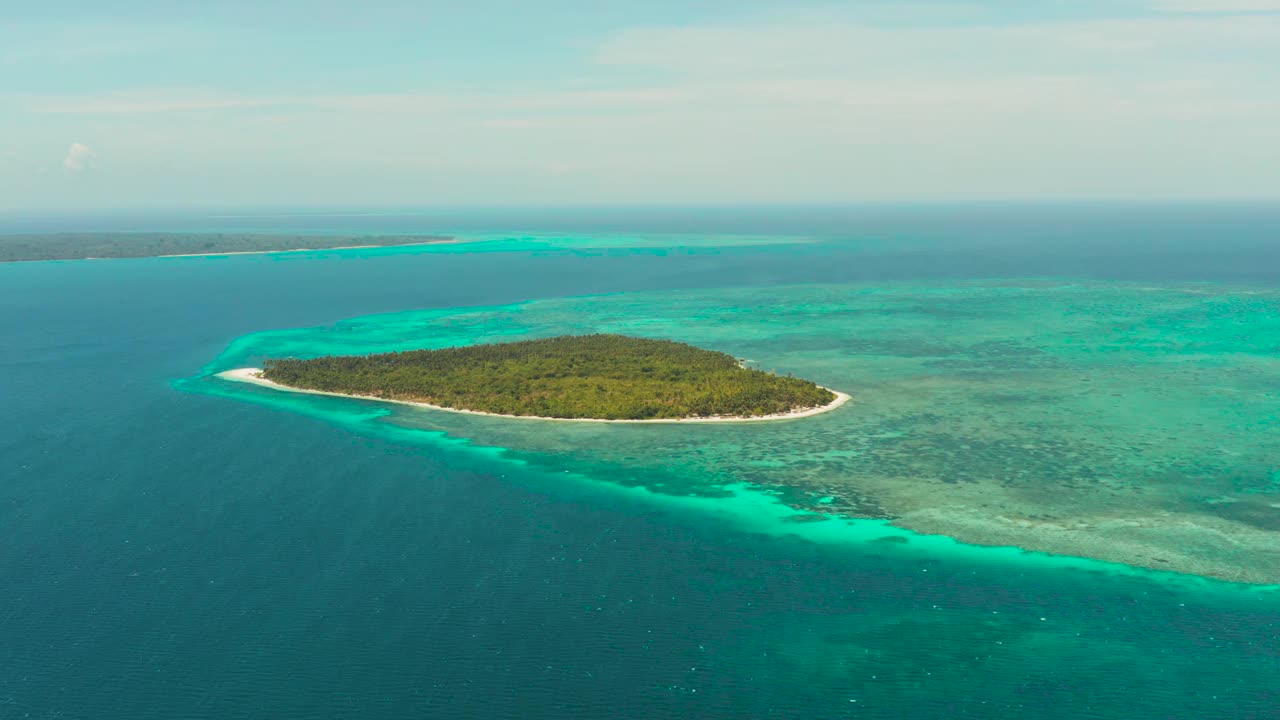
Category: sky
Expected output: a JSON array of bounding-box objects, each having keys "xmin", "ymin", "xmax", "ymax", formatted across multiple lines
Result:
[{"xmin": 2, "ymin": 0, "xmax": 1279, "ymax": 209}]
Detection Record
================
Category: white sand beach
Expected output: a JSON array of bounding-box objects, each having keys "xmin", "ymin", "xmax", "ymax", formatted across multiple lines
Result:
[
  {"xmin": 159, "ymin": 238, "xmax": 462, "ymax": 259},
  {"xmin": 217, "ymin": 367, "xmax": 850, "ymax": 424}
]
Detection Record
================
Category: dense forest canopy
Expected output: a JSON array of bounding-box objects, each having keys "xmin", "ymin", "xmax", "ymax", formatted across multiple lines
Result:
[
  {"xmin": 0, "ymin": 233, "xmax": 452, "ymax": 262},
  {"xmin": 261, "ymin": 335, "xmax": 838, "ymax": 420}
]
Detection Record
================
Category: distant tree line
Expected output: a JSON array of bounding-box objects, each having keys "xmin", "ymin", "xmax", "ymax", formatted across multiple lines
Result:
[
  {"xmin": 262, "ymin": 334, "xmax": 837, "ymax": 420},
  {"xmin": 0, "ymin": 233, "xmax": 452, "ymax": 262}
]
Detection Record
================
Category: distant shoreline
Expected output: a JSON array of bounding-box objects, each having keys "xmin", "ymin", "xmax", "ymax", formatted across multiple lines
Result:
[
  {"xmin": 217, "ymin": 367, "xmax": 851, "ymax": 424},
  {"xmin": 154, "ymin": 238, "xmax": 462, "ymax": 259},
  {"xmin": 0, "ymin": 233, "xmax": 458, "ymax": 263}
]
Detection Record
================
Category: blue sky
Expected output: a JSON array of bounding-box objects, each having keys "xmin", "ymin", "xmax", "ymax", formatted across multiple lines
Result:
[{"xmin": 2, "ymin": 0, "xmax": 1279, "ymax": 209}]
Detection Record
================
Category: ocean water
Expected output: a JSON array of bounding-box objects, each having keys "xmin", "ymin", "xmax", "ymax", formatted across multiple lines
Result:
[
  {"xmin": 193, "ymin": 279, "xmax": 1280, "ymax": 585},
  {"xmin": 2, "ymin": 206, "xmax": 1279, "ymax": 719}
]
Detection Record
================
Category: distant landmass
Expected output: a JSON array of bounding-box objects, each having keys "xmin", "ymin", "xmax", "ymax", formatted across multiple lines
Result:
[
  {"xmin": 0, "ymin": 233, "xmax": 455, "ymax": 262},
  {"xmin": 230, "ymin": 335, "xmax": 845, "ymax": 422}
]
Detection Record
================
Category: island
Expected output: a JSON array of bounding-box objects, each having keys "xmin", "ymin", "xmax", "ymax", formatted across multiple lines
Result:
[
  {"xmin": 0, "ymin": 232, "xmax": 456, "ymax": 262},
  {"xmin": 220, "ymin": 335, "xmax": 849, "ymax": 422}
]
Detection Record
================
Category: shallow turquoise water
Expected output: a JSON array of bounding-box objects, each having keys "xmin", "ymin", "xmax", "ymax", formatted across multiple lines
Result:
[
  {"xmin": 192, "ymin": 279, "xmax": 1280, "ymax": 584},
  {"xmin": 4, "ymin": 207, "xmax": 1279, "ymax": 718}
]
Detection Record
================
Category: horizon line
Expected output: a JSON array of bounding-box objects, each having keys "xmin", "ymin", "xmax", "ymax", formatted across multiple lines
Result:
[{"xmin": 4, "ymin": 198, "xmax": 1280, "ymax": 217}]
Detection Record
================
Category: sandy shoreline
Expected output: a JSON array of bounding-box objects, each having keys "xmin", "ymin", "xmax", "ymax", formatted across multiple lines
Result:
[
  {"xmin": 217, "ymin": 367, "xmax": 850, "ymax": 424},
  {"xmin": 157, "ymin": 238, "xmax": 462, "ymax": 259}
]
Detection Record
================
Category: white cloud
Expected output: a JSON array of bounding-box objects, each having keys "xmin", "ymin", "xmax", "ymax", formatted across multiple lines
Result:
[
  {"xmin": 1, "ymin": 22, "xmax": 216, "ymax": 67},
  {"xmin": 1151, "ymin": 0, "xmax": 1280, "ymax": 11},
  {"xmin": 6, "ymin": 9, "xmax": 1280, "ymax": 205},
  {"xmin": 28, "ymin": 90, "xmax": 293, "ymax": 114},
  {"xmin": 62, "ymin": 142, "xmax": 94, "ymax": 172},
  {"xmin": 596, "ymin": 15, "xmax": 1280, "ymax": 74}
]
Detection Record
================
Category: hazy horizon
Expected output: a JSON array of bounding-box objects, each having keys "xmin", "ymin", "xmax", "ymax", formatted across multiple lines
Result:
[
  {"xmin": 4, "ymin": 0, "xmax": 1280, "ymax": 211},
  {"xmin": 5, "ymin": 197, "xmax": 1280, "ymax": 215}
]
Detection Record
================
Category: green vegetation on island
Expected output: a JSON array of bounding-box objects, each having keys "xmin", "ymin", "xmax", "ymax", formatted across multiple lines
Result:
[
  {"xmin": 261, "ymin": 335, "xmax": 838, "ymax": 420},
  {"xmin": 0, "ymin": 233, "xmax": 453, "ymax": 262}
]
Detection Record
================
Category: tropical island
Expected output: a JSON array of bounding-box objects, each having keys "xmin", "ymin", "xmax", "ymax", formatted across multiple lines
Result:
[
  {"xmin": 221, "ymin": 335, "xmax": 848, "ymax": 422},
  {"xmin": 0, "ymin": 232, "xmax": 455, "ymax": 262}
]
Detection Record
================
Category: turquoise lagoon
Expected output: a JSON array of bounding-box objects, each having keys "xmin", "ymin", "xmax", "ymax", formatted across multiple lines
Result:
[{"xmin": 191, "ymin": 279, "xmax": 1280, "ymax": 585}]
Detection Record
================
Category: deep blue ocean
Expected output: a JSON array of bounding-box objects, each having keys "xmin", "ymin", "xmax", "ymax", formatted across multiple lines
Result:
[{"xmin": 2, "ymin": 206, "xmax": 1278, "ymax": 719}]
